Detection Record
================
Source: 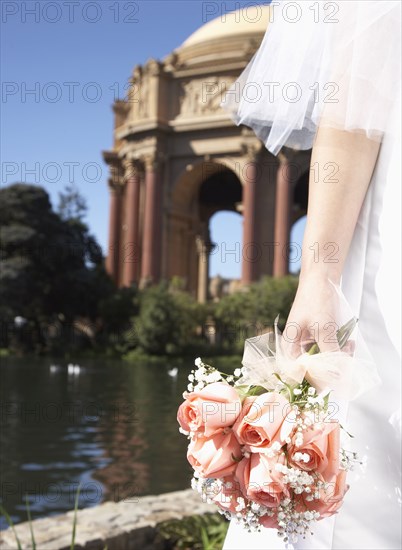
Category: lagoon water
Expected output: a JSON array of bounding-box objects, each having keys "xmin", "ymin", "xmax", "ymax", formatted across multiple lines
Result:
[{"xmin": 0, "ymin": 356, "xmax": 220, "ymax": 529}]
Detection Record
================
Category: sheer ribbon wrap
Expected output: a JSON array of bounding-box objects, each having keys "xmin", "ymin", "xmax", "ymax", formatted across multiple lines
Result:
[
  {"xmin": 220, "ymin": 0, "xmax": 401, "ymax": 155},
  {"xmin": 237, "ymin": 317, "xmax": 381, "ymax": 402}
]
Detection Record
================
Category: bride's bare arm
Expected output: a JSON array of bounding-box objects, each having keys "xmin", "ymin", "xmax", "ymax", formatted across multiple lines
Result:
[
  {"xmin": 285, "ymin": 126, "xmax": 381, "ymax": 354},
  {"xmin": 301, "ymin": 126, "xmax": 381, "ymax": 282}
]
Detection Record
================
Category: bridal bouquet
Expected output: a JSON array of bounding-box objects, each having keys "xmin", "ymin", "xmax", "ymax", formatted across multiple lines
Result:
[{"xmin": 177, "ymin": 318, "xmax": 379, "ymax": 543}]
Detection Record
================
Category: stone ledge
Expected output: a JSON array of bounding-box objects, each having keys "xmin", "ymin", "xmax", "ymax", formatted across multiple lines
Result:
[{"xmin": 0, "ymin": 489, "xmax": 213, "ymax": 550}]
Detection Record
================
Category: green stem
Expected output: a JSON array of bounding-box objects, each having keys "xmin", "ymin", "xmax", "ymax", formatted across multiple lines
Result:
[
  {"xmin": 25, "ymin": 494, "xmax": 36, "ymax": 550},
  {"xmin": 307, "ymin": 317, "xmax": 358, "ymax": 355}
]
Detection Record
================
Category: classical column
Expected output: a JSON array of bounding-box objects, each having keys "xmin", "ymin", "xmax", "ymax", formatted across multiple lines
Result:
[
  {"xmin": 196, "ymin": 235, "xmax": 214, "ymax": 303},
  {"xmin": 241, "ymin": 149, "xmax": 260, "ymax": 285},
  {"xmin": 122, "ymin": 158, "xmax": 142, "ymax": 287},
  {"xmin": 273, "ymin": 154, "xmax": 293, "ymax": 277},
  {"xmin": 105, "ymin": 177, "xmax": 123, "ymax": 285},
  {"xmin": 140, "ymin": 152, "xmax": 163, "ymax": 285}
]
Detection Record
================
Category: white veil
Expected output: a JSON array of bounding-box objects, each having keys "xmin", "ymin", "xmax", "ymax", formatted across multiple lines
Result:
[{"xmin": 220, "ymin": 1, "xmax": 401, "ymax": 155}]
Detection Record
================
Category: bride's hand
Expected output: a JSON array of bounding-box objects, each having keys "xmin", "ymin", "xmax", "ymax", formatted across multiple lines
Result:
[{"xmin": 283, "ymin": 274, "xmax": 341, "ymax": 357}]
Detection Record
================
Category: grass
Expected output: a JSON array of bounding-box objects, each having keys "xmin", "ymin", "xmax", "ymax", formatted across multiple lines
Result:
[
  {"xmin": 25, "ymin": 495, "xmax": 35, "ymax": 550},
  {"xmin": 70, "ymin": 483, "xmax": 81, "ymax": 550},
  {"xmin": 156, "ymin": 513, "xmax": 229, "ymax": 550},
  {"xmin": 0, "ymin": 504, "xmax": 22, "ymax": 550}
]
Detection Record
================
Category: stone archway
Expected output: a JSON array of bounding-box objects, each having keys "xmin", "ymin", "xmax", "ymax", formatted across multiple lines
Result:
[
  {"xmin": 168, "ymin": 161, "xmax": 243, "ymax": 301},
  {"xmin": 102, "ymin": 5, "xmax": 314, "ymax": 296}
]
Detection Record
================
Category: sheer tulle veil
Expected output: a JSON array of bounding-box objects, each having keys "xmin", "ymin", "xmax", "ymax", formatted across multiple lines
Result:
[
  {"xmin": 220, "ymin": 0, "xmax": 401, "ymax": 155},
  {"xmin": 221, "ymin": 4, "xmax": 401, "ymax": 548}
]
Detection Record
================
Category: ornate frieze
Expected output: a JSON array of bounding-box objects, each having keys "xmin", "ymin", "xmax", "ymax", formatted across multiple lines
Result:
[{"xmin": 178, "ymin": 76, "xmax": 236, "ymax": 117}]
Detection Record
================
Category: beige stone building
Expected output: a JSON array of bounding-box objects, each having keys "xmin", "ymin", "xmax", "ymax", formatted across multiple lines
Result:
[{"xmin": 102, "ymin": 6, "xmax": 310, "ymax": 302}]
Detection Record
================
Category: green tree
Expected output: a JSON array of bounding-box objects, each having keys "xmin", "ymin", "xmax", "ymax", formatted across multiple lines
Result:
[
  {"xmin": 57, "ymin": 183, "xmax": 88, "ymax": 222},
  {"xmin": 0, "ymin": 183, "xmax": 112, "ymax": 352}
]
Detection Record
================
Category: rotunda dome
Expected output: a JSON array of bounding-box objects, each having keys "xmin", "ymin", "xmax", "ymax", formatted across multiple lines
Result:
[{"xmin": 180, "ymin": 5, "xmax": 270, "ymax": 49}]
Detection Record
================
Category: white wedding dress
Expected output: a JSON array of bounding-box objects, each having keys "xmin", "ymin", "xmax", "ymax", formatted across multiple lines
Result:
[{"xmin": 220, "ymin": 1, "xmax": 401, "ymax": 549}]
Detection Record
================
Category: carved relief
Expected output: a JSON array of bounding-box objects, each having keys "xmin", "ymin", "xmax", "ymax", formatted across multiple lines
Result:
[
  {"xmin": 178, "ymin": 76, "xmax": 236, "ymax": 117},
  {"xmin": 122, "ymin": 157, "xmax": 142, "ymax": 182},
  {"xmin": 104, "ymin": 153, "xmax": 126, "ymax": 189}
]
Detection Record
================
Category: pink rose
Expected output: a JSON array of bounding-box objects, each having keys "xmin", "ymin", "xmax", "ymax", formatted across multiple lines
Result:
[
  {"xmin": 302, "ymin": 470, "xmax": 349, "ymax": 519},
  {"xmin": 212, "ymin": 475, "xmax": 244, "ymax": 514},
  {"xmin": 187, "ymin": 431, "xmax": 242, "ymax": 478},
  {"xmin": 232, "ymin": 392, "xmax": 291, "ymax": 452},
  {"xmin": 177, "ymin": 382, "xmax": 242, "ymax": 437},
  {"xmin": 288, "ymin": 420, "xmax": 340, "ymax": 480},
  {"xmin": 259, "ymin": 513, "xmax": 280, "ymax": 529},
  {"xmin": 236, "ymin": 452, "xmax": 289, "ymax": 508}
]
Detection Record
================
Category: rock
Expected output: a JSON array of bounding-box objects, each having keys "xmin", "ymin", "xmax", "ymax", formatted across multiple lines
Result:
[{"xmin": 0, "ymin": 488, "xmax": 213, "ymax": 550}]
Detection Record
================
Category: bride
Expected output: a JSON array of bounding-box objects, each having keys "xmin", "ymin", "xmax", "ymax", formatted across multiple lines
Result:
[{"xmin": 220, "ymin": 1, "xmax": 401, "ymax": 549}]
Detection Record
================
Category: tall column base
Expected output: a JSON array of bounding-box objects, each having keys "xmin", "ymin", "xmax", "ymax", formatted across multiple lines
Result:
[
  {"xmin": 273, "ymin": 156, "xmax": 293, "ymax": 277},
  {"xmin": 105, "ymin": 179, "xmax": 123, "ymax": 285},
  {"xmin": 241, "ymin": 149, "xmax": 260, "ymax": 285},
  {"xmin": 122, "ymin": 158, "xmax": 142, "ymax": 287},
  {"xmin": 140, "ymin": 153, "xmax": 164, "ymax": 285}
]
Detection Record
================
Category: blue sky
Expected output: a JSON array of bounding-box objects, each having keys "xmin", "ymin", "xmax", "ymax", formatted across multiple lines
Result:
[{"xmin": 2, "ymin": 0, "xmax": 304, "ymax": 278}]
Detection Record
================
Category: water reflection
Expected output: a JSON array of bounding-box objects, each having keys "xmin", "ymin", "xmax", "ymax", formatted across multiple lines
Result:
[{"xmin": 0, "ymin": 357, "xmax": 229, "ymax": 529}]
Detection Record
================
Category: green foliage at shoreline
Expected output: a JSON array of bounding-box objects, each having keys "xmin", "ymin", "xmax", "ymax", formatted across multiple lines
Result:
[
  {"xmin": 1, "ymin": 183, "xmax": 298, "ymax": 359},
  {"xmin": 156, "ymin": 512, "xmax": 229, "ymax": 550}
]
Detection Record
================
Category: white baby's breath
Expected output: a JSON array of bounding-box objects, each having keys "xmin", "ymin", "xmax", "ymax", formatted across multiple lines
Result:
[{"xmin": 182, "ymin": 353, "xmax": 352, "ymax": 544}]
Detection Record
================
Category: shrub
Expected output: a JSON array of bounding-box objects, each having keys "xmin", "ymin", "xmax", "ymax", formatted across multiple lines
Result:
[
  {"xmin": 133, "ymin": 282, "xmax": 206, "ymax": 356},
  {"xmin": 213, "ymin": 275, "xmax": 298, "ymax": 353},
  {"xmin": 156, "ymin": 513, "xmax": 229, "ymax": 550}
]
